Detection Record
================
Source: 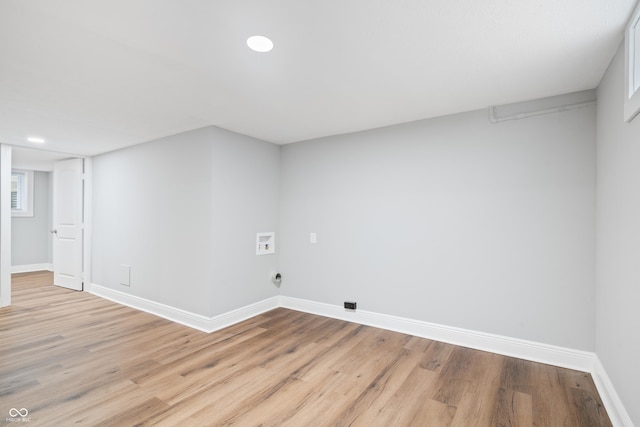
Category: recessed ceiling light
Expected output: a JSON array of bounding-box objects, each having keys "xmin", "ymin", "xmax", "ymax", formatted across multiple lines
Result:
[
  {"xmin": 247, "ymin": 35, "xmax": 273, "ymax": 53},
  {"xmin": 27, "ymin": 137, "xmax": 45, "ymax": 144}
]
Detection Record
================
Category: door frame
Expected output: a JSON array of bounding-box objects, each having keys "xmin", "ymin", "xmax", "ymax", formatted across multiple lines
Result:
[
  {"xmin": 82, "ymin": 157, "xmax": 92, "ymax": 291},
  {"xmin": 0, "ymin": 147, "xmax": 92, "ymax": 306},
  {"xmin": 0, "ymin": 144, "xmax": 12, "ymax": 307}
]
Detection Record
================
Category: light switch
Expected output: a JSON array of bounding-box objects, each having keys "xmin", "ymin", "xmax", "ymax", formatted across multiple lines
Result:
[{"xmin": 310, "ymin": 232, "xmax": 317, "ymax": 244}]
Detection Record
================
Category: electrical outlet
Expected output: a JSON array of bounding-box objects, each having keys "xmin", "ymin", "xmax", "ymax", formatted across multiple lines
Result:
[{"xmin": 344, "ymin": 301, "xmax": 357, "ymax": 310}]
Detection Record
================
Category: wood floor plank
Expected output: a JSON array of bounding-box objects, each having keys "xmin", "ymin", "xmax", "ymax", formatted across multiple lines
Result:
[
  {"xmin": 364, "ymin": 365, "xmax": 439, "ymax": 426},
  {"xmin": 336, "ymin": 349, "xmax": 427, "ymax": 426},
  {"xmin": 491, "ymin": 388, "xmax": 533, "ymax": 427},
  {"xmin": 431, "ymin": 346, "xmax": 482, "ymax": 406},
  {"xmin": 449, "ymin": 351, "xmax": 503, "ymax": 426},
  {"xmin": 0, "ymin": 272, "xmax": 613, "ymax": 426}
]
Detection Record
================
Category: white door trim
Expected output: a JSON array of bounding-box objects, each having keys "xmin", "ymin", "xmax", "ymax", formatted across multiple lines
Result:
[
  {"xmin": 82, "ymin": 157, "xmax": 92, "ymax": 288},
  {"xmin": 0, "ymin": 144, "xmax": 11, "ymax": 307}
]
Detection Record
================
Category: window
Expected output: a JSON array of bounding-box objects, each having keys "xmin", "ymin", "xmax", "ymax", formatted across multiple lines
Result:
[
  {"xmin": 624, "ymin": 1, "xmax": 640, "ymax": 122},
  {"xmin": 11, "ymin": 169, "xmax": 34, "ymax": 217}
]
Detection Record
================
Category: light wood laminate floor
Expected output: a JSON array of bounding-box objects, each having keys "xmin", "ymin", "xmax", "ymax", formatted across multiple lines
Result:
[{"xmin": 1, "ymin": 272, "xmax": 611, "ymax": 426}]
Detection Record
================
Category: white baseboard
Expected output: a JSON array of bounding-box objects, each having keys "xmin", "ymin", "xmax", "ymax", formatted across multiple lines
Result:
[
  {"xmin": 11, "ymin": 263, "xmax": 53, "ymax": 274},
  {"xmin": 84, "ymin": 287, "xmax": 595, "ymax": 371},
  {"xmin": 279, "ymin": 297, "xmax": 634, "ymax": 426},
  {"xmin": 592, "ymin": 356, "xmax": 634, "ymax": 427},
  {"xmin": 84, "ymin": 286, "xmax": 629, "ymax": 426},
  {"xmin": 86, "ymin": 283, "xmax": 279, "ymax": 333},
  {"xmin": 279, "ymin": 296, "xmax": 595, "ymax": 372}
]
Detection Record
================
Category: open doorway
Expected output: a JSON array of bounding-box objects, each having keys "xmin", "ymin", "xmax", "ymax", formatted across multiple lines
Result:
[
  {"xmin": 4, "ymin": 147, "xmax": 91, "ymax": 303},
  {"xmin": 11, "ymin": 149, "xmax": 58, "ymax": 274}
]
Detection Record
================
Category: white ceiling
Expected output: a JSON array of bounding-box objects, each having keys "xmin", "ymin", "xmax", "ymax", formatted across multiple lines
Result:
[
  {"xmin": 12, "ymin": 147, "xmax": 71, "ymax": 172},
  {"xmin": 0, "ymin": 0, "xmax": 636, "ymax": 157}
]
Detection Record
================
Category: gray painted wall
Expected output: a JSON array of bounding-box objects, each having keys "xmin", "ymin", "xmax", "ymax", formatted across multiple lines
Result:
[
  {"xmin": 11, "ymin": 171, "xmax": 52, "ymax": 266},
  {"xmin": 596, "ymin": 44, "xmax": 640, "ymax": 425},
  {"xmin": 91, "ymin": 126, "xmax": 280, "ymax": 317},
  {"xmin": 279, "ymin": 97, "xmax": 596, "ymax": 350}
]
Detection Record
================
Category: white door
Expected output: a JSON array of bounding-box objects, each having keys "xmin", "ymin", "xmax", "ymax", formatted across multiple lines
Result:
[{"xmin": 53, "ymin": 158, "xmax": 84, "ymax": 291}]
